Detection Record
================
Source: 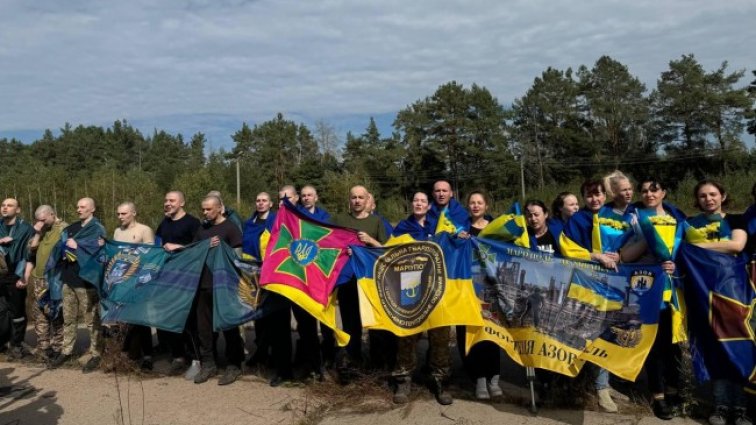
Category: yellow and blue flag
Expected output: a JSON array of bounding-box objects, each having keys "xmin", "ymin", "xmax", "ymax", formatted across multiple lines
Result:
[
  {"xmin": 242, "ymin": 211, "xmax": 275, "ymax": 261},
  {"xmin": 350, "ymin": 233, "xmax": 483, "ymax": 337},
  {"xmin": 468, "ymin": 237, "xmax": 665, "ymax": 380},
  {"xmin": 559, "ymin": 206, "xmax": 633, "ymax": 261},
  {"xmin": 684, "ymin": 213, "xmax": 734, "ymax": 244},
  {"xmin": 479, "ymin": 202, "xmax": 530, "ymax": 248},
  {"xmin": 566, "ymin": 269, "xmax": 624, "ymax": 312},
  {"xmin": 428, "ymin": 199, "xmax": 468, "ymax": 235}
]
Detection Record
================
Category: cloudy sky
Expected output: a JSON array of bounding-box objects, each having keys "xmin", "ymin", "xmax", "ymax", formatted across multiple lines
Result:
[{"xmin": 1, "ymin": 0, "xmax": 754, "ymax": 151}]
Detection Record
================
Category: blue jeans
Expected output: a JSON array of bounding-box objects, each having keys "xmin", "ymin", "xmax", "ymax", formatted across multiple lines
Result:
[
  {"xmin": 712, "ymin": 379, "xmax": 747, "ymax": 409},
  {"xmin": 595, "ymin": 367, "xmax": 610, "ymax": 390}
]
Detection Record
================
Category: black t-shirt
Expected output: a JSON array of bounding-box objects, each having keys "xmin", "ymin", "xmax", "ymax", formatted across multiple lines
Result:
[
  {"xmin": 470, "ymin": 226, "xmax": 483, "ymax": 237},
  {"xmin": 194, "ymin": 219, "xmax": 243, "ymax": 289},
  {"xmin": 61, "ymin": 221, "xmax": 87, "ymax": 288},
  {"xmin": 535, "ymin": 231, "xmax": 557, "ymax": 255},
  {"xmin": 156, "ymin": 213, "xmax": 201, "ymax": 246}
]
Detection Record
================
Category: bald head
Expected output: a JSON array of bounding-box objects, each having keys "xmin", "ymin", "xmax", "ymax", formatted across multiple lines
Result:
[
  {"xmin": 201, "ymin": 196, "xmax": 224, "ymax": 224},
  {"xmin": 279, "ymin": 185, "xmax": 298, "ymax": 205},
  {"xmin": 348, "ymin": 185, "xmax": 370, "ymax": 215},
  {"xmin": 206, "ymin": 191, "xmax": 225, "ymax": 205},
  {"xmin": 34, "ymin": 205, "xmax": 57, "ymax": 228},
  {"xmin": 76, "ymin": 198, "xmax": 96, "ymax": 222},
  {"xmin": 116, "ymin": 202, "xmax": 138, "ymax": 227},
  {"xmin": 164, "ymin": 191, "xmax": 186, "ymax": 218},
  {"xmin": 255, "ymin": 192, "xmax": 272, "ymax": 214},
  {"xmin": 300, "ymin": 185, "xmax": 319, "ymax": 210}
]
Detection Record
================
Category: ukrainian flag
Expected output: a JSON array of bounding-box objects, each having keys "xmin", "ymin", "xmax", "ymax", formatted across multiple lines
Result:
[
  {"xmin": 350, "ymin": 233, "xmax": 483, "ymax": 337},
  {"xmin": 566, "ymin": 269, "xmax": 624, "ymax": 311},
  {"xmin": 684, "ymin": 213, "xmax": 733, "ymax": 244},
  {"xmin": 479, "ymin": 202, "xmax": 530, "ymax": 248},
  {"xmin": 428, "ymin": 198, "xmax": 469, "ymax": 236}
]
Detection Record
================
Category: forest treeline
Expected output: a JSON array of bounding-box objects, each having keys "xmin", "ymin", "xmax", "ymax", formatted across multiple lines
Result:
[{"xmin": 1, "ymin": 54, "xmax": 755, "ymax": 232}]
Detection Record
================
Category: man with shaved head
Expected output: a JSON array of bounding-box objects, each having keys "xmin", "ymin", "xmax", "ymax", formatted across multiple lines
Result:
[
  {"xmin": 154, "ymin": 190, "xmax": 201, "ymax": 376},
  {"xmin": 114, "ymin": 202, "xmax": 154, "ymax": 245},
  {"xmin": 206, "ymin": 190, "xmax": 243, "ymax": 230},
  {"xmin": 191, "ymin": 195, "xmax": 244, "ymax": 385},
  {"xmin": 52, "ymin": 197, "xmax": 107, "ymax": 371},
  {"xmin": 24, "ymin": 205, "xmax": 67, "ymax": 363},
  {"xmin": 297, "ymin": 185, "xmax": 330, "ymax": 222},
  {"xmin": 329, "ymin": 185, "xmax": 389, "ymax": 378},
  {"xmin": 0, "ymin": 198, "xmax": 35, "ymax": 359},
  {"xmin": 113, "ymin": 201, "xmax": 155, "ymax": 370}
]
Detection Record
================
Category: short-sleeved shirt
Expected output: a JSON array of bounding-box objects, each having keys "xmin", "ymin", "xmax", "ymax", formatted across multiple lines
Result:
[
  {"xmin": 194, "ymin": 219, "xmax": 243, "ymax": 289},
  {"xmin": 331, "ymin": 213, "xmax": 387, "ymax": 244},
  {"xmin": 156, "ymin": 213, "xmax": 201, "ymax": 246}
]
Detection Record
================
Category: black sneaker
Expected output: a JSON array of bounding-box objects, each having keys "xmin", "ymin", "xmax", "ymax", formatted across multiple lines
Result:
[
  {"xmin": 652, "ymin": 399, "xmax": 674, "ymax": 420},
  {"xmin": 218, "ymin": 366, "xmax": 242, "ymax": 386},
  {"xmin": 48, "ymin": 353, "xmax": 71, "ymax": 369},
  {"xmin": 82, "ymin": 356, "xmax": 101, "ymax": 373},
  {"xmin": 168, "ymin": 358, "xmax": 186, "ymax": 375},
  {"xmin": 193, "ymin": 365, "xmax": 218, "ymax": 384},
  {"xmin": 140, "ymin": 357, "xmax": 153, "ymax": 371},
  {"xmin": 269, "ymin": 375, "xmax": 292, "ymax": 387}
]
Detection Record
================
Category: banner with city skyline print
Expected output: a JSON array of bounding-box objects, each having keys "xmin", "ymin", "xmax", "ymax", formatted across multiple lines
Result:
[{"xmin": 467, "ymin": 237, "xmax": 665, "ymax": 381}]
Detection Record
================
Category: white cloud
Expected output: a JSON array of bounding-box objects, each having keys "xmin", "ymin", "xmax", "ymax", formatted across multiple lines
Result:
[{"xmin": 1, "ymin": 0, "xmax": 754, "ymax": 146}]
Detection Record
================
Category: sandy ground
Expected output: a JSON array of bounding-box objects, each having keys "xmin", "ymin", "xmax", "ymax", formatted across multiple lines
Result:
[
  {"xmin": 0, "ymin": 360, "xmax": 701, "ymax": 425},
  {"xmin": 0, "ymin": 325, "xmax": 715, "ymax": 425}
]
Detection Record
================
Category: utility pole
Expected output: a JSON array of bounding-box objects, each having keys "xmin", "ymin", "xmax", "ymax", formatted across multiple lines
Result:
[{"xmin": 236, "ymin": 156, "xmax": 241, "ymax": 209}]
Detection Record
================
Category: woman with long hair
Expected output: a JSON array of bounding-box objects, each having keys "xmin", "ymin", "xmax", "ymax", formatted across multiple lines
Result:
[
  {"xmin": 683, "ymin": 180, "xmax": 750, "ymax": 425},
  {"xmin": 456, "ymin": 190, "xmax": 503, "ymax": 399}
]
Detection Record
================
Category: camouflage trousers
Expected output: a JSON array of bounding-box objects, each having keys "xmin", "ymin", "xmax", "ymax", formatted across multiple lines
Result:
[
  {"xmin": 393, "ymin": 327, "xmax": 451, "ymax": 380},
  {"xmin": 61, "ymin": 285, "xmax": 102, "ymax": 357},
  {"xmin": 30, "ymin": 277, "xmax": 64, "ymax": 353}
]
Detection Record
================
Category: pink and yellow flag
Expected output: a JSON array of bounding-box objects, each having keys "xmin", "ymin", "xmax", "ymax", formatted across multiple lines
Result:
[{"xmin": 260, "ymin": 201, "xmax": 361, "ymax": 346}]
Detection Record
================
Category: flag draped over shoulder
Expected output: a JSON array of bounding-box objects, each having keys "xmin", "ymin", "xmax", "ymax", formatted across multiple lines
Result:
[
  {"xmin": 93, "ymin": 239, "xmax": 279, "ymax": 332},
  {"xmin": 45, "ymin": 218, "xmax": 107, "ymax": 316},
  {"xmin": 479, "ymin": 203, "xmax": 530, "ymax": 248},
  {"xmin": 260, "ymin": 201, "xmax": 360, "ymax": 346},
  {"xmin": 242, "ymin": 212, "xmax": 275, "ymax": 261},
  {"xmin": 468, "ymin": 237, "xmax": 664, "ymax": 380},
  {"xmin": 678, "ymin": 242, "xmax": 756, "ymax": 390},
  {"xmin": 429, "ymin": 199, "xmax": 468, "ymax": 235},
  {"xmin": 350, "ymin": 233, "xmax": 483, "ymax": 337},
  {"xmin": 637, "ymin": 204, "xmax": 688, "ymax": 342},
  {"xmin": 559, "ymin": 206, "xmax": 633, "ymax": 260},
  {"xmin": 0, "ymin": 218, "xmax": 34, "ymax": 277}
]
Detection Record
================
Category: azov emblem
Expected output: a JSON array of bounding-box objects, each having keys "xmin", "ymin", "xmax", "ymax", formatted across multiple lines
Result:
[{"xmin": 374, "ymin": 241, "xmax": 446, "ymax": 329}]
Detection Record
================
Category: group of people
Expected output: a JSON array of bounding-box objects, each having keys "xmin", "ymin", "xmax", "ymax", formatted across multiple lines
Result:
[{"xmin": 0, "ymin": 174, "xmax": 754, "ymax": 425}]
